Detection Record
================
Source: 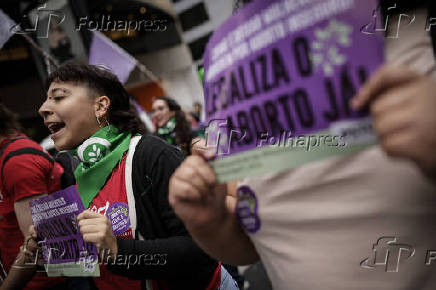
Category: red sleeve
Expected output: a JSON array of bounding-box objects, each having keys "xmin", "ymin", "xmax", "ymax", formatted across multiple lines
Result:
[{"xmin": 2, "ymin": 154, "xmax": 52, "ymax": 203}]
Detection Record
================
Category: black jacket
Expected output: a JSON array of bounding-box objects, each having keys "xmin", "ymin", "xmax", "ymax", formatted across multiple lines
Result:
[{"xmin": 107, "ymin": 135, "xmax": 218, "ymax": 290}]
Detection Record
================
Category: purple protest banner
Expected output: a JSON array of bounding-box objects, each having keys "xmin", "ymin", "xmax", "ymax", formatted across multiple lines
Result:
[
  {"xmin": 30, "ymin": 186, "xmax": 100, "ymax": 277},
  {"xmin": 203, "ymin": 0, "xmax": 384, "ymax": 182},
  {"xmin": 89, "ymin": 31, "xmax": 137, "ymax": 84}
]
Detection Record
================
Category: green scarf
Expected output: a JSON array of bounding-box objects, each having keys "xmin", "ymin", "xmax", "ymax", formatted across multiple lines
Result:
[
  {"xmin": 73, "ymin": 125, "xmax": 131, "ymax": 208},
  {"xmin": 157, "ymin": 116, "xmax": 176, "ymax": 145}
]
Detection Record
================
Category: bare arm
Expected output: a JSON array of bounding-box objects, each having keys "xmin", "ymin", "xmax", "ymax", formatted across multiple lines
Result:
[
  {"xmin": 191, "ymin": 191, "xmax": 260, "ymax": 265},
  {"xmin": 169, "ymin": 157, "xmax": 260, "ymax": 265},
  {"xmin": 0, "ymin": 227, "xmax": 39, "ymax": 290},
  {"xmin": 0, "ymin": 255, "xmax": 37, "ymax": 290},
  {"xmin": 14, "ymin": 194, "xmax": 46, "ymax": 237}
]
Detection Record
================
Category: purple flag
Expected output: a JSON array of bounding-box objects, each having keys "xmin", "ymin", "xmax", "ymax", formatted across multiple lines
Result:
[
  {"xmin": 89, "ymin": 31, "xmax": 137, "ymax": 83},
  {"xmin": 0, "ymin": 9, "xmax": 19, "ymax": 49}
]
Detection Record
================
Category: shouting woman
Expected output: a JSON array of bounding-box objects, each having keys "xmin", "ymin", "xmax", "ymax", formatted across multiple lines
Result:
[{"xmin": 37, "ymin": 63, "xmax": 238, "ymax": 290}]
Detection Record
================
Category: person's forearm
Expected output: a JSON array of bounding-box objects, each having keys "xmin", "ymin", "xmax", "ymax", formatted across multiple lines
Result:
[
  {"xmin": 0, "ymin": 254, "xmax": 36, "ymax": 290},
  {"xmin": 187, "ymin": 199, "xmax": 260, "ymax": 266}
]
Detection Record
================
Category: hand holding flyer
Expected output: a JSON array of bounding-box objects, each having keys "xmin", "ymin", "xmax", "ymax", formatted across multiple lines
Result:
[
  {"xmin": 203, "ymin": 0, "xmax": 384, "ymax": 182},
  {"xmin": 30, "ymin": 186, "xmax": 100, "ymax": 277}
]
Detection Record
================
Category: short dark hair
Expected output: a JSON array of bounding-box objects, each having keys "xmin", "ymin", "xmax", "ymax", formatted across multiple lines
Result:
[
  {"xmin": 46, "ymin": 62, "xmax": 147, "ymax": 135},
  {"xmin": 0, "ymin": 102, "xmax": 21, "ymax": 137}
]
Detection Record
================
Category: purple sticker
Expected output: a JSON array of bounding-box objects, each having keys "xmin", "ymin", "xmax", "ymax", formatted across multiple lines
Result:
[
  {"xmin": 235, "ymin": 186, "xmax": 261, "ymax": 233},
  {"xmin": 106, "ymin": 202, "xmax": 130, "ymax": 236}
]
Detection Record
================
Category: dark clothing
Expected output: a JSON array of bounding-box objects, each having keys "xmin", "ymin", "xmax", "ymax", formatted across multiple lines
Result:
[{"xmin": 107, "ymin": 134, "xmax": 218, "ymax": 290}]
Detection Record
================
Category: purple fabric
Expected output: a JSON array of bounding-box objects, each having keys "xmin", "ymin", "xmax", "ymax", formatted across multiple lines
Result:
[
  {"xmin": 89, "ymin": 31, "xmax": 137, "ymax": 83},
  {"xmin": 0, "ymin": 9, "xmax": 17, "ymax": 49}
]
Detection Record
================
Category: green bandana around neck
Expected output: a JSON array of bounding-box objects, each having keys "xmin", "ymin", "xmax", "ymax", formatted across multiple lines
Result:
[
  {"xmin": 157, "ymin": 116, "xmax": 176, "ymax": 145},
  {"xmin": 73, "ymin": 125, "xmax": 131, "ymax": 208}
]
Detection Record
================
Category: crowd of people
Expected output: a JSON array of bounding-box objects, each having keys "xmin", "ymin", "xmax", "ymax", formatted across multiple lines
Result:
[{"xmin": 0, "ymin": 0, "xmax": 436, "ymax": 290}]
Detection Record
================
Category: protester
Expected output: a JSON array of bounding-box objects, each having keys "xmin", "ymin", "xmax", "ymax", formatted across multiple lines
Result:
[
  {"xmin": 152, "ymin": 96, "xmax": 194, "ymax": 155},
  {"xmin": 191, "ymin": 102, "xmax": 203, "ymax": 123},
  {"xmin": 0, "ymin": 102, "xmax": 65, "ymax": 289},
  {"xmin": 168, "ymin": 2, "xmax": 436, "ymax": 290},
  {"xmin": 38, "ymin": 63, "xmax": 238, "ymax": 290}
]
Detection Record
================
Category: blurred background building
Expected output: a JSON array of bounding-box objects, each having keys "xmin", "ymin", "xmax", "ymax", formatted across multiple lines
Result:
[{"xmin": 0, "ymin": 0, "xmax": 234, "ymax": 142}]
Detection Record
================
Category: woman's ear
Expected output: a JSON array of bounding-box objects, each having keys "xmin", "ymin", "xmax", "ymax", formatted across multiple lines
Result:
[{"xmin": 94, "ymin": 96, "xmax": 111, "ymax": 118}]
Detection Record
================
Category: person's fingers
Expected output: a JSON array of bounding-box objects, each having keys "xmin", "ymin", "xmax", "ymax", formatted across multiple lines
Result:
[
  {"xmin": 176, "ymin": 161, "xmax": 217, "ymax": 197},
  {"xmin": 184, "ymin": 156, "xmax": 217, "ymax": 186},
  {"xmin": 213, "ymin": 183, "xmax": 228, "ymax": 200},
  {"xmin": 20, "ymin": 245, "xmax": 34, "ymax": 257},
  {"xmin": 82, "ymin": 233, "xmax": 104, "ymax": 247},
  {"xmin": 169, "ymin": 178, "xmax": 203, "ymax": 204},
  {"xmin": 176, "ymin": 164, "xmax": 210, "ymax": 193},
  {"xmin": 372, "ymin": 107, "xmax": 414, "ymax": 138},
  {"xmin": 380, "ymin": 131, "xmax": 418, "ymax": 160},
  {"xmin": 79, "ymin": 224, "xmax": 102, "ymax": 235},
  {"xmin": 351, "ymin": 65, "xmax": 420, "ymax": 110},
  {"xmin": 78, "ymin": 216, "xmax": 106, "ymax": 228},
  {"xmin": 369, "ymin": 86, "xmax": 413, "ymax": 118},
  {"xmin": 191, "ymin": 138, "xmax": 216, "ymax": 160},
  {"xmin": 23, "ymin": 248, "xmax": 34, "ymax": 258},
  {"xmin": 29, "ymin": 225, "xmax": 36, "ymax": 236},
  {"xmin": 191, "ymin": 137, "xmax": 205, "ymax": 153},
  {"xmin": 77, "ymin": 210, "xmax": 102, "ymax": 221},
  {"xmin": 26, "ymin": 237, "xmax": 39, "ymax": 252}
]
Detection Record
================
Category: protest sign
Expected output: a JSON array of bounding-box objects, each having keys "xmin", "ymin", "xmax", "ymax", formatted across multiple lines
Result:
[
  {"xmin": 30, "ymin": 186, "xmax": 100, "ymax": 277},
  {"xmin": 203, "ymin": 0, "xmax": 384, "ymax": 182}
]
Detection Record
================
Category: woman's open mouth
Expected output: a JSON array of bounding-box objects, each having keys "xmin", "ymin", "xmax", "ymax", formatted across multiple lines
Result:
[{"xmin": 47, "ymin": 122, "xmax": 66, "ymax": 138}]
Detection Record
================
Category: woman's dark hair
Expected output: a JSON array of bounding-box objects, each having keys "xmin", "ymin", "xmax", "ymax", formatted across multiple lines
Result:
[
  {"xmin": 0, "ymin": 102, "xmax": 22, "ymax": 137},
  {"xmin": 157, "ymin": 96, "xmax": 193, "ymax": 155},
  {"xmin": 45, "ymin": 62, "xmax": 147, "ymax": 135}
]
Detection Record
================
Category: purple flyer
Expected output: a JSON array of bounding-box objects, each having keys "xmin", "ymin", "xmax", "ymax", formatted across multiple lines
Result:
[
  {"xmin": 203, "ymin": 0, "xmax": 384, "ymax": 182},
  {"xmin": 30, "ymin": 185, "xmax": 100, "ymax": 277}
]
